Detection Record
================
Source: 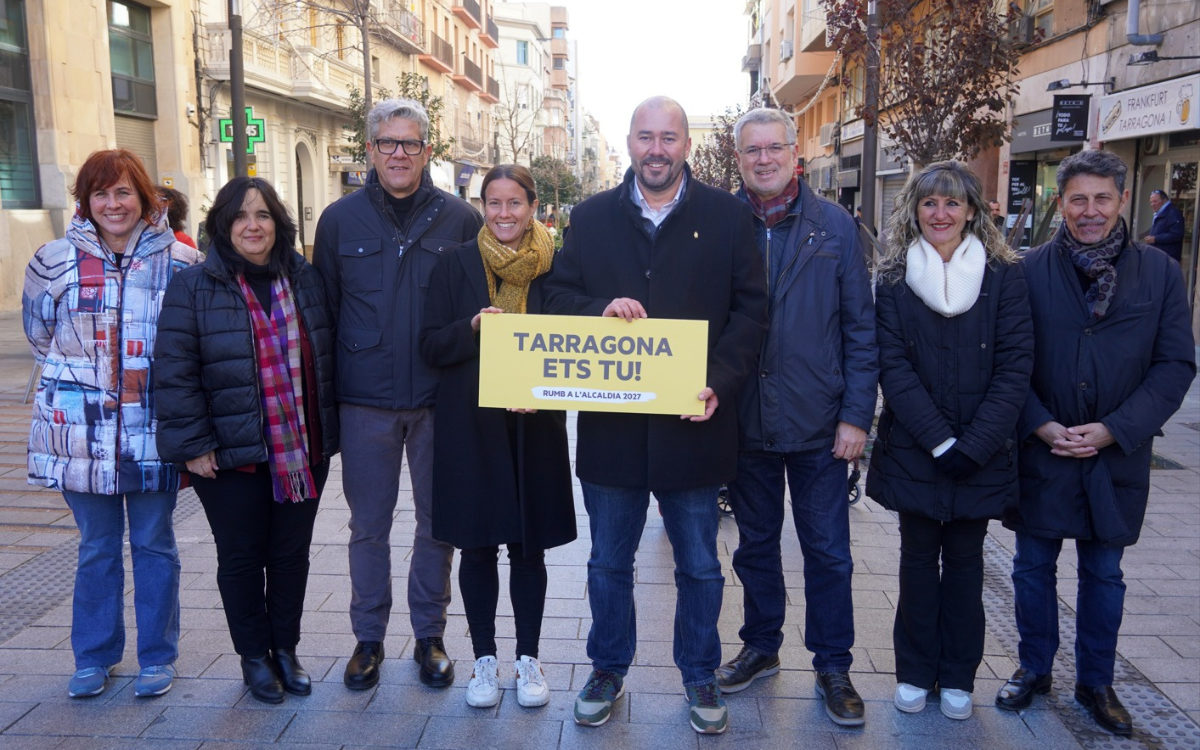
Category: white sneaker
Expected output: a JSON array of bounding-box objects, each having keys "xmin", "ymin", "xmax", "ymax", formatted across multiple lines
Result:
[
  {"xmin": 466, "ymin": 656, "xmax": 500, "ymax": 708},
  {"xmin": 894, "ymin": 682, "xmax": 928, "ymax": 713},
  {"xmin": 940, "ymin": 688, "xmax": 973, "ymax": 720},
  {"xmin": 515, "ymin": 655, "xmax": 550, "ymax": 707}
]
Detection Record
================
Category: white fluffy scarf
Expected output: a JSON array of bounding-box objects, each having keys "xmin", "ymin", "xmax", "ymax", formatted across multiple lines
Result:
[{"xmin": 905, "ymin": 235, "xmax": 986, "ymax": 317}]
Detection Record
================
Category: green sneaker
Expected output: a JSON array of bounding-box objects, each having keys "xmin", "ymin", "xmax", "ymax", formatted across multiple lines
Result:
[
  {"xmin": 574, "ymin": 669, "xmax": 624, "ymax": 726},
  {"xmin": 686, "ymin": 681, "xmax": 728, "ymax": 734}
]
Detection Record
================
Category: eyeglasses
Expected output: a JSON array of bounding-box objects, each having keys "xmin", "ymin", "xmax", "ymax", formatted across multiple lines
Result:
[
  {"xmin": 374, "ymin": 138, "xmax": 426, "ymax": 156},
  {"xmin": 739, "ymin": 143, "xmax": 795, "ymax": 158}
]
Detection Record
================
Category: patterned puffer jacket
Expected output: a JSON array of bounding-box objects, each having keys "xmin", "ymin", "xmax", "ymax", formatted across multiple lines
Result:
[{"xmin": 22, "ymin": 209, "xmax": 203, "ymax": 495}]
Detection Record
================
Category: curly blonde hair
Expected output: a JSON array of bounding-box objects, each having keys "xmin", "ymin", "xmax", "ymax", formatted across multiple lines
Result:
[{"xmin": 877, "ymin": 160, "xmax": 1017, "ymax": 284}]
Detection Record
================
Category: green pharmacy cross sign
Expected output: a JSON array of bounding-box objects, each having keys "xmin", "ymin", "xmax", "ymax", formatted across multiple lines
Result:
[{"xmin": 219, "ymin": 107, "xmax": 266, "ymax": 154}]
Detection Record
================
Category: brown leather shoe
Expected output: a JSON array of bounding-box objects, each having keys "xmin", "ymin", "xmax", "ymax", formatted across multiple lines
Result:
[
  {"xmin": 1075, "ymin": 685, "xmax": 1133, "ymax": 736},
  {"xmin": 815, "ymin": 671, "xmax": 866, "ymax": 727}
]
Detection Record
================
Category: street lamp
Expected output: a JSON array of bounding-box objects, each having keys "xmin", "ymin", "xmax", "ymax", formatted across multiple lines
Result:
[
  {"xmin": 1046, "ymin": 77, "xmax": 1115, "ymax": 92},
  {"xmin": 1129, "ymin": 50, "xmax": 1200, "ymax": 66}
]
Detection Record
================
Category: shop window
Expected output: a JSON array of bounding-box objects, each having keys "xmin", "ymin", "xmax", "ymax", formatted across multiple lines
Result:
[
  {"xmin": 108, "ymin": 0, "xmax": 156, "ymax": 118},
  {"xmin": 0, "ymin": 0, "xmax": 38, "ymax": 207}
]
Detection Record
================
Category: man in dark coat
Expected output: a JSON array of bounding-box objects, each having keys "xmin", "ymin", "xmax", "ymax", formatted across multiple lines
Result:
[
  {"xmin": 1142, "ymin": 189, "xmax": 1185, "ymax": 262},
  {"xmin": 543, "ymin": 96, "xmax": 767, "ymax": 735},
  {"xmin": 715, "ymin": 107, "xmax": 877, "ymax": 728},
  {"xmin": 313, "ymin": 98, "xmax": 482, "ymax": 691},
  {"xmin": 997, "ymin": 150, "xmax": 1195, "ymax": 736}
]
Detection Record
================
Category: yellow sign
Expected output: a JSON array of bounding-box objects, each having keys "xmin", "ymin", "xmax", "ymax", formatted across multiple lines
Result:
[{"xmin": 478, "ymin": 314, "xmax": 709, "ymax": 415}]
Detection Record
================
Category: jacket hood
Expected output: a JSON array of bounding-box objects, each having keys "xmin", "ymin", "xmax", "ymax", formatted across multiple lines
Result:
[{"xmin": 66, "ymin": 204, "xmax": 176, "ymax": 262}]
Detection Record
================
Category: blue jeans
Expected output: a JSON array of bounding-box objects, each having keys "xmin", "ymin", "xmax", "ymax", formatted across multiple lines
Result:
[
  {"xmin": 63, "ymin": 491, "xmax": 180, "ymax": 669},
  {"xmin": 727, "ymin": 448, "xmax": 855, "ymax": 671},
  {"xmin": 1012, "ymin": 532, "xmax": 1126, "ymax": 686},
  {"xmin": 581, "ymin": 481, "xmax": 724, "ymax": 687}
]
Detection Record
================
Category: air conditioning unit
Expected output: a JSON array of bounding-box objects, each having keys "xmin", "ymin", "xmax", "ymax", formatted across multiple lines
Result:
[
  {"xmin": 1012, "ymin": 15, "xmax": 1035, "ymax": 48},
  {"xmin": 780, "ymin": 40, "xmax": 794, "ymax": 62},
  {"xmin": 819, "ymin": 123, "xmax": 835, "ymax": 147}
]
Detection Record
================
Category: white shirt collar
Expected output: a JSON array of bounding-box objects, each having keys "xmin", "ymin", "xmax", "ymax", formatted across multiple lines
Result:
[{"xmin": 632, "ymin": 173, "xmax": 687, "ymax": 227}]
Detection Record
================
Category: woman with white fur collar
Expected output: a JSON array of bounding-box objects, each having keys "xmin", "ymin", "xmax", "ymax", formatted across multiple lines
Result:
[{"xmin": 866, "ymin": 161, "xmax": 1034, "ymax": 722}]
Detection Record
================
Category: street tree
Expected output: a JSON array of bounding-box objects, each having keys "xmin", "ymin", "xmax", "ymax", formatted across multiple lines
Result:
[
  {"xmin": 690, "ymin": 105, "xmax": 744, "ymax": 192},
  {"xmin": 825, "ymin": 0, "xmax": 1025, "ymax": 167},
  {"xmin": 495, "ymin": 78, "xmax": 544, "ymax": 167},
  {"xmin": 531, "ymin": 155, "xmax": 580, "ymax": 214}
]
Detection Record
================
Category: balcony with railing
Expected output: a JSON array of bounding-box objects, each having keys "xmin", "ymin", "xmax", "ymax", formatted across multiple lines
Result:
[
  {"xmin": 477, "ymin": 75, "xmax": 496, "ymax": 103},
  {"xmin": 419, "ymin": 31, "xmax": 455, "ymax": 74},
  {"xmin": 451, "ymin": 0, "xmax": 481, "ymax": 31},
  {"xmin": 551, "ymin": 37, "xmax": 569, "ymax": 58},
  {"xmin": 455, "ymin": 117, "xmax": 487, "ymax": 161},
  {"xmin": 379, "ymin": 1, "xmax": 425, "ymax": 55},
  {"xmin": 452, "ymin": 55, "xmax": 484, "ymax": 94},
  {"xmin": 479, "ymin": 15, "xmax": 500, "ymax": 49},
  {"xmin": 205, "ymin": 25, "xmax": 357, "ymax": 110}
]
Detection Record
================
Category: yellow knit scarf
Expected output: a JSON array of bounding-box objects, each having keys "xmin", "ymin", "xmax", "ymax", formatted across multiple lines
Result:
[{"xmin": 477, "ymin": 220, "xmax": 555, "ymax": 314}]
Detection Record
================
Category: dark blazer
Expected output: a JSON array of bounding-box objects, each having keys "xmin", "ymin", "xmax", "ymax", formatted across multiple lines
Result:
[
  {"xmin": 419, "ymin": 239, "xmax": 576, "ymax": 552},
  {"xmin": 313, "ymin": 170, "xmax": 483, "ymax": 410},
  {"xmin": 1008, "ymin": 228, "xmax": 1195, "ymax": 545},
  {"xmin": 542, "ymin": 167, "xmax": 768, "ymax": 491},
  {"xmin": 1147, "ymin": 200, "xmax": 1185, "ymax": 262},
  {"xmin": 734, "ymin": 178, "xmax": 878, "ymax": 453},
  {"xmin": 866, "ymin": 260, "xmax": 1034, "ymax": 521},
  {"xmin": 155, "ymin": 248, "xmax": 339, "ymax": 469}
]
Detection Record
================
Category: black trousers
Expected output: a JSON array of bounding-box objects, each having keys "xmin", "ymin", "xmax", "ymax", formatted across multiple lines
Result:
[
  {"xmin": 459, "ymin": 543, "xmax": 546, "ymax": 660},
  {"xmin": 193, "ymin": 461, "xmax": 329, "ymax": 657},
  {"xmin": 893, "ymin": 512, "xmax": 990, "ymax": 692}
]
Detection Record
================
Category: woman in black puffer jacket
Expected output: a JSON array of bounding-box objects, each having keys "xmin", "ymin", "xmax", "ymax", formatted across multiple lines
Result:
[
  {"xmin": 866, "ymin": 161, "xmax": 1033, "ymax": 721},
  {"xmin": 155, "ymin": 177, "xmax": 337, "ymax": 705}
]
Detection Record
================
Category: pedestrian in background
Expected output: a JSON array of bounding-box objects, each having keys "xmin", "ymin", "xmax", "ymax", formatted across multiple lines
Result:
[
  {"xmin": 157, "ymin": 185, "xmax": 198, "ymax": 249},
  {"xmin": 23, "ymin": 148, "xmax": 202, "ymax": 699},
  {"xmin": 1141, "ymin": 189, "xmax": 1185, "ymax": 262},
  {"xmin": 718, "ymin": 107, "xmax": 877, "ymax": 728},
  {"xmin": 998, "ymin": 150, "xmax": 1194, "ymax": 736},
  {"xmin": 544, "ymin": 95, "xmax": 767, "ymax": 735},
  {"xmin": 154, "ymin": 176, "xmax": 338, "ymax": 704},
  {"xmin": 314, "ymin": 98, "xmax": 482, "ymax": 692},
  {"xmin": 868, "ymin": 160, "xmax": 1033, "ymax": 721},
  {"xmin": 420, "ymin": 164, "xmax": 576, "ymax": 710}
]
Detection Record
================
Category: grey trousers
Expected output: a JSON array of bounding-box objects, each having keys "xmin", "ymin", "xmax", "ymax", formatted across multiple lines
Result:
[{"xmin": 339, "ymin": 403, "xmax": 453, "ymax": 642}]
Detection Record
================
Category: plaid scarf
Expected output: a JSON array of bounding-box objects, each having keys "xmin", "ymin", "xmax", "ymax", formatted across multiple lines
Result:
[
  {"xmin": 1061, "ymin": 217, "xmax": 1126, "ymax": 319},
  {"xmin": 477, "ymin": 219, "xmax": 555, "ymax": 314},
  {"xmin": 746, "ymin": 177, "xmax": 800, "ymax": 229},
  {"xmin": 236, "ymin": 273, "xmax": 315, "ymax": 503}
]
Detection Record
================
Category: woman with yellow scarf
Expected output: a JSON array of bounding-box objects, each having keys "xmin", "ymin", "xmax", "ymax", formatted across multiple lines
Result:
[{"xmin": 420, "ymin": 164, "xmax": 576, "ymax": 710}]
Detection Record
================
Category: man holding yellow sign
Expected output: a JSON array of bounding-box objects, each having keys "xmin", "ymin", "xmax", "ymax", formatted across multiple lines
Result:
[{"xmin": 542, "ymin": 96, "xmax": 767, "ymax": 735}]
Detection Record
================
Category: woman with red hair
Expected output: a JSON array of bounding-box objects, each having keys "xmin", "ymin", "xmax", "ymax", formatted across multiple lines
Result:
[{"xmin": 23, "ymin": 149, "xmax": 202, "ymax": 699}]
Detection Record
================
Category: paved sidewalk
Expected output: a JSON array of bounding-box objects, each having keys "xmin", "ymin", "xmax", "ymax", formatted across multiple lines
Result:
[{"xmin": 0, "ymin": 308, "xmax": 1196, "ymax": 749}]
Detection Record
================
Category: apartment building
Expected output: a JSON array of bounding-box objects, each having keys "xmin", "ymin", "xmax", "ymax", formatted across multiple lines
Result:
[{"xmin": 0, "ymin": 0, "xmax": 501, "ymax": 309}]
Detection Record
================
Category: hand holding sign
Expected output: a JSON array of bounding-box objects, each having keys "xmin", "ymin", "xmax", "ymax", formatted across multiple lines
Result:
[
  {"xmin": 471, "ymin": 306, "xmax": 504, "ymax": 331},
  {"xmin": 603, "ymin": 297, "xmax": 648, "ymax": 321}
]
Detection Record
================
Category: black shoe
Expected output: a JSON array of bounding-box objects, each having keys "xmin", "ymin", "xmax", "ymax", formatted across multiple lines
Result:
[
  {"xmin": 413, "ymin": 636, "xmax": 454, "ymax": 687},
  {"xmin": 272, "ymin": 648, "xmax": 311, "ymax": 696},
  {"xmin": 814, "ymin": 671, "xmax": 866, "ymax": 727},
  {"xmin": 715, "ymin": 646, "xmax": 781, "ymax": 693},
  {"xmin": 1075, "ymin": 685, "xmax": 1133, "ymax": 736},
  {"xmin": 995, "ymin": 668, "xmax": 1052, "ymax": 711},
  {"xmin": 241, "ymin": 655, "xmax": 285, "ymax": 704},
  {"xmin": 343, "ymin": 641, "xmax": 384, "ymax": 690}
]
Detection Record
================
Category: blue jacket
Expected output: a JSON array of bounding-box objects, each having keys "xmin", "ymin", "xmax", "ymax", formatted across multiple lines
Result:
[
  {"xmin": 313, "ymin": 169, "xmax": 482, "ymax": 410},
  {"xmin": 1008, "ymin": 226, "xmax": 1195, "ymax": 545},
  {"xmin": 734, "ymin": 178, "xmax": 878, "ymax": 453},
  {"xmin": 1148, "ymin": 200, "xmax": 1185, "ymax": 262}
]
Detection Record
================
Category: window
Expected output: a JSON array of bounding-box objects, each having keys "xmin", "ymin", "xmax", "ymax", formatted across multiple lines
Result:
[
  {"xmin": 1025, "ymin": 0, "xmax": 1053, "ymax": 37},
  {"xmin": 841, "ymin": 64, "xmax": 864, "ymax": 116},
  {"xmin": 0, "ymin": 0, "xmax": 39, "ymax": 207},
  {"xmin": 516, "ymin": 39, "xmax": 528, "ymax": 66},
  {"xmin": 552, "ymin": 27, "xmax": 565, "ymax": 38},
  {"xmin": 552, "ymin": 57, "xmax": 565, "ymax": 70},
  {"xmin": 371, "ymin": 55, "xmax": 380, "ymax": 82},
  {"xmin": 108, "ymin": 0, "xmax": 156, "ymax": 117}
]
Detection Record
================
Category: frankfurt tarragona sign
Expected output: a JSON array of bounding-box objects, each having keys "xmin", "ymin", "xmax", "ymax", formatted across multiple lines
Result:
[{"xmin": 1099, "ymin": 73, "xmax": 1198, "ymax": 141}]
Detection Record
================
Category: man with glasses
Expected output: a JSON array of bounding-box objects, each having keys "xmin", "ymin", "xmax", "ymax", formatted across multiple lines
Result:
[
  {"xmin": 314, "ymin": 98, "xmax": 482, "ymax": 691},
  {"xmin": 716, "ymin": 108, "xmax": 877, "ymax": 728}
]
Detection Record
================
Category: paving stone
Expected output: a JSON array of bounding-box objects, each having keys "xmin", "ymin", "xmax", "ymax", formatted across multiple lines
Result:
[
  {"xmin": 7, "ymin": 702, "xmax": 165, "ymax": 737},
  {"xmin": 140, "ymin": 706, "xmax": 294, "ymax": 742},
  {"xmin": 416, "ymin": 715, "xmax": 564, "ymax": 749},
  {"xmin": 278, "ymin": 710, "xmax": 426, "ymax": 747}
]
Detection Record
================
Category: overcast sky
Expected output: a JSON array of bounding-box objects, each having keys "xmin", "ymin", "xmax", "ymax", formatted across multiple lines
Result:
[{"xmin": 553, "ymin": 0, "xmax": 750, "ymax": 168}]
